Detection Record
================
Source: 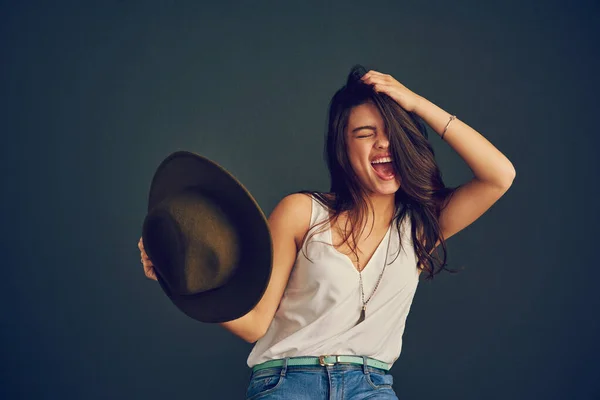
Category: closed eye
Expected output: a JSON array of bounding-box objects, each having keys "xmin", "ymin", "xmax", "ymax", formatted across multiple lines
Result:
[{"xmin": 357, "ymin": 134, "xmax": 373, "ymax": 138}]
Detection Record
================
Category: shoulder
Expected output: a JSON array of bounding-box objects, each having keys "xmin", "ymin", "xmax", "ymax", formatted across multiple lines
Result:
[
  {"xmin": 268, "ymin": 193, "xmax": 313, "ymax": 249},
  {"xmin": 273, "ymin": 192, "xmax": 313, "ymax": 216}
]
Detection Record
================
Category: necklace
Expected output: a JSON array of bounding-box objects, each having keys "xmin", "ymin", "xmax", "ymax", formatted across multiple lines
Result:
[{"xmin": 355, "ymin": 225, "xmax": 392, "ymax": 326}]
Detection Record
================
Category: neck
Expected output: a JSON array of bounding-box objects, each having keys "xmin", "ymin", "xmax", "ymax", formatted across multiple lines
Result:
[{"xmin": 364, "ymin": 192, "xmax": 396, "ymax": 224}]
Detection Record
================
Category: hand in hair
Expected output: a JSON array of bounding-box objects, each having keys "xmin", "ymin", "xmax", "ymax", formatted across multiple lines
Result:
[{"xmin": 361, "ymin": 70, "xmax": 422, "ymax": 113}]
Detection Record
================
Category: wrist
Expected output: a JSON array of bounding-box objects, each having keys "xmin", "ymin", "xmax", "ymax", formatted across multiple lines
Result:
[{"xmin": 411, "ymin": 94, "xmax": 425, "ymax": 114}]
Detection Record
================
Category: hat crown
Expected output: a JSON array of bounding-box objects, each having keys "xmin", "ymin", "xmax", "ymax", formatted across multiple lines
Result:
[
  {"xmin": 143, "ymin": 187, "xmax": 240, "ymax": 296},
  {"xmin": 141, "ymin": 150, "xmax": 272, "ymax": 323}
]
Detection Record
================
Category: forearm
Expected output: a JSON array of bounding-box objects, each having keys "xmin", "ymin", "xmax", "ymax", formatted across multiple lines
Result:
[{"xmin": 414, "ymin": 95, "xmax": 516, "ymax": 188}]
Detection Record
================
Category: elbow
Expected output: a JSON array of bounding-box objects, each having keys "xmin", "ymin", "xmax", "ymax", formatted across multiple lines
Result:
[
  {"xmin": 219, "ymin": 309, "xmax": 268, "ymax": 344},
  {"xmin": 507, "ymin": 162, "xmax": 516, "ymax": 181},
  {"xmin": 245, "ymin": 324, "xmax": 268, "ymax": 344},
  {"xmin": 246, "ymin": 308, "xmax": 271, "ymax": 343},
  {"xmin": 502, "ymin": 167, "xmax": 516, "ymax": 189},
  {"xmin": 243, "ymin": 331, "xmax": 259, "ymax": 344},
  {"xmin": 245, "ymin": 335, "xmax": 259, "ymax": 344},
  {"xmin": 495, "ymin": 164, "xmax": 516, "ymax": 190}
]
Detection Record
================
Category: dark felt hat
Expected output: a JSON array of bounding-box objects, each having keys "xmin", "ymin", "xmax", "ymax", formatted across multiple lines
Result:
[{"xmin": 141, "ymin": 151, "xmax": 272, "ymax": 323}]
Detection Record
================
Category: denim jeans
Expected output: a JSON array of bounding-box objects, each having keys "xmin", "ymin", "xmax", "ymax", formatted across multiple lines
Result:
[{"xmin": 246, "ymin": 357, "xmax": 398, "ymax": 399}]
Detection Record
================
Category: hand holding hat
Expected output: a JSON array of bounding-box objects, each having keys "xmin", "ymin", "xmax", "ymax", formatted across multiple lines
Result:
[
  {"xmin": 139, "ymin": 151, "xmax": 273, "ymax": 323},
  {"xmin": 138, "ymin": 237, "xmax": 156, "ymax": 281}
]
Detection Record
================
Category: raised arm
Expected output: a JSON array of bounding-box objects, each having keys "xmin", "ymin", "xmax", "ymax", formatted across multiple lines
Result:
[{"xmin": 361, "ymin": 70, "xmax": 515, "ymax": 245}]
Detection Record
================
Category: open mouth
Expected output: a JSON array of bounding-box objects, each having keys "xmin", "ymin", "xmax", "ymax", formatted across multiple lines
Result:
[{"xmin": 371, "ymin": 157, "xmax": 395, "ymax": 181}]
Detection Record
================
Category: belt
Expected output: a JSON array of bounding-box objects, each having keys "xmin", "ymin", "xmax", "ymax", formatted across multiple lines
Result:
[{"xmin": 252, "ymin": 355, "xmax": 390, "ymax": 373}]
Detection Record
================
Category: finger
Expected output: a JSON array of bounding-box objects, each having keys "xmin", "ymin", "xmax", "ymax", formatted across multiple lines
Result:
[
  {"xmin": 365, "ymin": 74, "xmax": 395, "ymax": 87},
  {"xmin": 371, "ymin": 73, "xmax": 392, "ymax": 82},
  {"xmin": 145, "ymin": 269, "xmax": 154, "ymax": 280},
  {"xmin": 363, "ymin": 70, "xmax": 386, "ymax": 80},
  {"xmin": 372, "ymin": 83, "xmax": 392, "ymax": 93},
  {"xmin": 143, "ymin": 265, "xmax": 156, "ymax": 280},
  {"xmin": 362, "ymin": 74, "xmax": 386, "ymax": 85},
  {"xmin": 146, "ymin": 267, "xmax": 157, "ymax": 281}
]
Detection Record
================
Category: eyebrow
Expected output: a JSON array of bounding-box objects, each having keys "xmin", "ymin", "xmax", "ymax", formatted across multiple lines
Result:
[{"xmin": 351, "ymin": 125, "xmax": 377, "ymax": 134}]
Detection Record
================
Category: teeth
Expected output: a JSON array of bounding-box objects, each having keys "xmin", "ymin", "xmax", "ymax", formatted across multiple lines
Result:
[{"xmin": 371, "ymin": 157, "xmax": 392, "ymax": 164}]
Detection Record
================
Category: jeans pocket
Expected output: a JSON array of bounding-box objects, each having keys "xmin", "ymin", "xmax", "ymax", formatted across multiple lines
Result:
[
  {"xmin": 365, "ymin": 371, "xmax": 394, "ymax": 390},
  {"xmin": 246, "ymin": 370, "xmax": 284, "ymax": 399}
]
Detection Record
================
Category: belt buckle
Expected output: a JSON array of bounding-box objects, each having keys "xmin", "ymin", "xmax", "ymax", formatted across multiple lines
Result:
[{"xmin": 318, "ymin": 355, "xmax": 339, "ymax": 366}]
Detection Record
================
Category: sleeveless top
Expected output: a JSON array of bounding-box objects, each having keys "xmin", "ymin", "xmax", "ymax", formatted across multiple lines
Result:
[{"xmin": 246, "ymin": 194, "xmax": 420, "ymax": 369}]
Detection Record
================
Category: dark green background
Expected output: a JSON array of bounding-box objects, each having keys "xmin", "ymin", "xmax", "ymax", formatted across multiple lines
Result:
[{"xmin": 1, "ymin": 0, "xmax": 598, "ymax": 399}]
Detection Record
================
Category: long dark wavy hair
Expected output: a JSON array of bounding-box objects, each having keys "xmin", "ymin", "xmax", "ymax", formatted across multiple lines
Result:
[{"xmin": 298, "ymin": 65, "xmax": 461, "ymax": 280}]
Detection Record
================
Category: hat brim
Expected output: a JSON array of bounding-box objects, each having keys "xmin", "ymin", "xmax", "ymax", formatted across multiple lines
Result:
[{"xmin": 143, "ymin": 151, "xmax": 272, "ymax": 323}]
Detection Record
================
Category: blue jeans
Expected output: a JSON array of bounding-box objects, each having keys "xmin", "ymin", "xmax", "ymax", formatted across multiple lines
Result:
[{"xmin": 246, "ymin": 357, "xmax": 399, "ymax": 399}]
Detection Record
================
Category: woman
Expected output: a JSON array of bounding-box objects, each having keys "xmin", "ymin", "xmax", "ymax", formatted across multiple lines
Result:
[{"xmin": 138, "ymin": 65, "xmax": 515, "ymax": 399}]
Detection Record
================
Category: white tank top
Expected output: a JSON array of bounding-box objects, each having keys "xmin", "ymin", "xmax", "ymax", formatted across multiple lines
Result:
[{"xmin": 247, "ymin": 194, "xmax": 420, "ymax": 369}]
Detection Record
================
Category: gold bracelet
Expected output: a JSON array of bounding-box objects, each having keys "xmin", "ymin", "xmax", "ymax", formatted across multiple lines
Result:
[{"xmin": 441, "ymin": 115, "xmax": 457, "ymax": 140}]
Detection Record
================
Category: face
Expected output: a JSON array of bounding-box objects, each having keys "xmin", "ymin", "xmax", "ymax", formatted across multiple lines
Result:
[{"xmin": 345, "ymin": 102, "xmax": 401, "ymax": 196}]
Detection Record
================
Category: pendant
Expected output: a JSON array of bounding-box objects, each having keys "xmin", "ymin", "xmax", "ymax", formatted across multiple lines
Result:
[{"xmin": 356, "ymin": 305, "xmax": 366, "ymax": 325}]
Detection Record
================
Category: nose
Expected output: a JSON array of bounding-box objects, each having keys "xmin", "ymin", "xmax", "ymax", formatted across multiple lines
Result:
[{"xmin": 375, "ymin": 135, "xmax": 389, "ymax": 149}]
